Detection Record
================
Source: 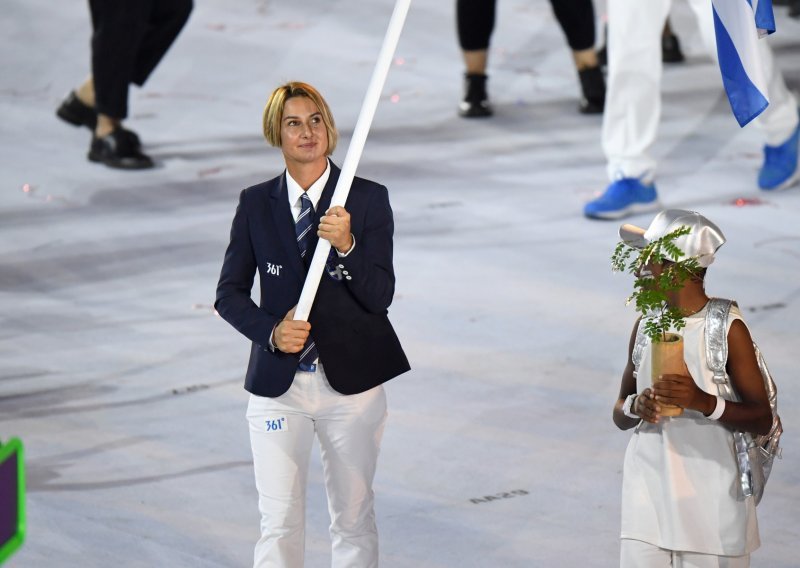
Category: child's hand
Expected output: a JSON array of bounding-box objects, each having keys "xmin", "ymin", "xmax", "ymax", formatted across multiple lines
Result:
[
  {"xmin": 635, "ymin": 388, "xmax": 662, "ymax": 423},
  {"xmin": 653, "ymin": 373, "xmax": 708, "ymax": 413}
]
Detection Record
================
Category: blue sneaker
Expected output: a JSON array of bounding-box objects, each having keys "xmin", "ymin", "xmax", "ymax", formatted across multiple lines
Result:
[
  {"xmin": 759, "ymin": 122, "xmax": 800, "ymax": 191},
  {"xmin": 584, "ymin": 178, "xmax": 659, "ymax": 220}
]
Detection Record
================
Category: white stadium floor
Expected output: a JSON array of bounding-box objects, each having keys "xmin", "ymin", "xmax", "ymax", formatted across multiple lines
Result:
[{"xmin": 2, "ymin": 1, "xmax": 799, "ymax": 566}]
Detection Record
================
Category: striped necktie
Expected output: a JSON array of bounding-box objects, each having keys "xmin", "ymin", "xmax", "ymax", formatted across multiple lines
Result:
[{"xmin": 295, "ymin": 192, "xmax": 318, "ymax": 371}]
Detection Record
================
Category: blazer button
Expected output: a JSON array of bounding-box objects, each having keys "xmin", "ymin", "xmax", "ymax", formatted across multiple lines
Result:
[
  {"xmin": 337, "ymin": 264, "xmax": 344, "ymax": 269},
  {"xmin": 342, "ymin": 270, "xmax": 349, "ymax": 275},
  {"xmin": 345, "ymin": 275, "xmax": 352, "ymax": 280}
]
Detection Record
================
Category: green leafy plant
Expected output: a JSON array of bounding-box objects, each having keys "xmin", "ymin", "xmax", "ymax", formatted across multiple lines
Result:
[{"xmin": 611, "ymin": 226, "xmax": 702, "ymax": 342}]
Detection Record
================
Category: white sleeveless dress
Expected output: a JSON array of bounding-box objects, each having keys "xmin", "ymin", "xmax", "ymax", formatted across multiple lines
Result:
[{"xmin": 620, "ymin": 304, "xmax": 760, "ymax": 555}]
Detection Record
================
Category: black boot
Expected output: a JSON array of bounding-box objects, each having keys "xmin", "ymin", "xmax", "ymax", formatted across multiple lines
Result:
[
  {"xmin": 661, "ymin": 31, "xmax": 685, "ymax": 63},
  {"xmin": 578, "ymin": 66, "xmax": 605, "ymax": 114},
  {"xmin": 459, "ymin": 73, "xmax": 492, "ymax": 118}
]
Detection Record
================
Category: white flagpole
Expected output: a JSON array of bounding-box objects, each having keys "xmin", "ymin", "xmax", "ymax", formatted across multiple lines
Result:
[{"xmin": 293, "ymin": 0, "xmax": 412, "ymax": 322}]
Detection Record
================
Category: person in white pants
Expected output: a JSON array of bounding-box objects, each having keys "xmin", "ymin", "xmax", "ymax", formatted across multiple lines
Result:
[
  {"xmin": 215, "ymin": 82, "xmax": 410, "ymax": 567},
  {"xmin": 584, "ymin": 0, "xmax": 800, "ymax": 219},
  {"xmin": 247, "ymin": 367, "xmax": 388, "ymax": 567}
]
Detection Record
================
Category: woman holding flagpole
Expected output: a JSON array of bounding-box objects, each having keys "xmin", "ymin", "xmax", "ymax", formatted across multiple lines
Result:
[{"xmin": 215, "ymin": 82, "xmax": 409, "ymax": 567}]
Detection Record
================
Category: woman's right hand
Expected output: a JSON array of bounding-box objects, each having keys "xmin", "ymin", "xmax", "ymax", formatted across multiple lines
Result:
[{"xmin": 634, "ymin": 388, "xmax": 662, "ymax": 424}]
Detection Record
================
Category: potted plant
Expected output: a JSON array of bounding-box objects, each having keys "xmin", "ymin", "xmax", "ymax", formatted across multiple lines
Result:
[{"xmin": 612, "ymin": 225, "xmax": 703, "ymax": 416}]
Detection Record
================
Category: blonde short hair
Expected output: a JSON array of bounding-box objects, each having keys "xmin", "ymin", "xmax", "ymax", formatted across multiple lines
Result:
[{"xmin": 262, "ymin": 82, "xmax": 338, "ymax": 155}]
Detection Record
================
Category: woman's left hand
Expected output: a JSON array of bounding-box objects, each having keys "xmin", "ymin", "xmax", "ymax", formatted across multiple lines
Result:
[{"xmin": 318, "ymin": 206, "xmax": 353, "ymax": 253}]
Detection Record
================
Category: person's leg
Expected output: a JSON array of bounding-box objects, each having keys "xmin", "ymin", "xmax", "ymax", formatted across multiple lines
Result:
[
  {"xmin": 620, "ymin": 538, "xmax": 672, "ymax": 568},
  {"xmin": 57, "ymin": 0, "xmax": 149, "ymax": 133},
  {"xmin": 689, "ymin": 0, "xmax": 799, "ymax": 190},
  {"xmin": 603, "ymin": 0, "xmax": 668, "ymax": 181},
  {"xmin": 463, "ymin": 50, "xmax": 489, "ymax": 75},
  {"xmin": 76, "ymin": 77, "xmax": 95, "ymax": 108},
  {"xmin": 584, "ymin": 0, "xmax": 668, "ymax": 219},
  {"xmin": 661, "ymin": 19, "xmax": 685, "ymax": 63},
  {"xmin": 89, "ymin": 0, "xmax": 150, "ymax": 121},
  {"xmin": 676, "ymin": 549, "xmax": 750, "ymax": 568},
  {"xmin": 549, "ymin": 0, "xmax": 597, "ymax": 58},
  {"xmin": 315, "ymin": 369, "xmax": 387, "ymax": 568},
  {"xmin": 598, "ymin": 18, "xmax": 684, "ymax": 69},
  {"xmin": 131, "ymin": 0, "xmax": 193, "ymax": 87},
  {"xmin": 549, "ymin": 0, "xmax": 605, "ymax": 113},
  {"xmin": 754, "ymin": 35, "xmax": 800, "ymax": 190},
  {"xmin": 247, "ymin": 380, "xmax": 317, "ymax": 568},
  {"xmin": 77, "ymin": 0, "xmax": 155, "ymax": 168},
  {"xmin": 456, "ymin": 0, "xmax": 496, "ymax": 117},
  {"xmin": 752, "ymin": 38, "xmax": 799, "ymax": 147}
]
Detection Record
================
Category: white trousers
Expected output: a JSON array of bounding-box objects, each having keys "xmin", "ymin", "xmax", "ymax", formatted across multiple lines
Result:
[
  {"xmin": 620, "ymin": 539, "xmax": 750, "ymax": 568},
  {"xmin": 246, "ymin": 366, "xmax": 387, "ymax": 568},
  {"xmin": 602, "ymin": 0, "xmax": 799, "ymax": 181}
]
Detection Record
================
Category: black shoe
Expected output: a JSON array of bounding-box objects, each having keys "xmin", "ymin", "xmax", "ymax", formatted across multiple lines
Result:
[
  {"xmin": 578, "ymin": 66, "xmax": 605, "ymax": 114},
  {"xmin": 662, "ymin": 32, "xmax": 685, "ymax": 63},
  {"xmin": 57, "ymin": 91, "xmax": 98, "ymax": 130},
  {"xmin": 88, "ymin": 128, "xmax": 154, "ymax": 170},
  {"xmin": 790, "ymin": 0, "xmax": 800, "ymax": 17},
  {"xmin": 117, "ymin": 127, "xmax": 142, "ymax": 150},
  {"xmin": 459, "ymin": 73, "xmax": 492, "ymax": 118}
]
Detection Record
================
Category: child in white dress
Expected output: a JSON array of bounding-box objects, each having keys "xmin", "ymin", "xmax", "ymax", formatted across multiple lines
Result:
[{"xmin": 612, "ymin": 210, "xmax": 773, "ymax": 568}]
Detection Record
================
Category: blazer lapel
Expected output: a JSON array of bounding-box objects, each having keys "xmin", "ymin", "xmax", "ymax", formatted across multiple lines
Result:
[{"xmin": 269, "ymin": 173, "xmax": 305, "ymax": 278}]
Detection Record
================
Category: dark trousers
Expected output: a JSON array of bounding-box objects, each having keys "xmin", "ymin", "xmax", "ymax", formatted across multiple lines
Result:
[
  {"xmin": 457, "ymin": 0, "xmax": 596, "ymax": 52},
  {"xmin": 89, "ymin": 0, "xmax": 193, "ymax": 119}
]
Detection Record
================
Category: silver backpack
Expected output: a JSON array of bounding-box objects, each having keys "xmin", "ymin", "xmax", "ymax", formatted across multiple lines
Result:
[{"xmin": 705, "ymin": 298, "xmax": 783, "ymax": 505}]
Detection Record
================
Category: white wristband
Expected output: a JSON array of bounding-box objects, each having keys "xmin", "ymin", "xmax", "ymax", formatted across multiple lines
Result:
[
  {"xmin": 708, "ymin": 396, "xmax": 726, "ymax": 421},
  {"xmin": 622, "ymin": 393, "xmax": 639, "ymax": 419}
]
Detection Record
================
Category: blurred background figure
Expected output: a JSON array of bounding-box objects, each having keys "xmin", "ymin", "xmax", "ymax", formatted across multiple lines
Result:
[
  {"xmin": 456, "ymin": 0, "xmax": 605, "ymax": 118},
  {"xmin": 56, "ymin": 0, "xmax": 193, "ymax": 170},
  {"xmin": 584, "ymin": 0, "xmax": 799, "ymax": 220},
  {"xmin": 774, "ymin": 0, "xmax": 800, "ymax": 18}
]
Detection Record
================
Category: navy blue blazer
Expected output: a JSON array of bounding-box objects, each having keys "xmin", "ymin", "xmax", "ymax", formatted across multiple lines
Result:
[{"xmin": 215, "ymin": 161, "xmax": 410, "ymax": 397}]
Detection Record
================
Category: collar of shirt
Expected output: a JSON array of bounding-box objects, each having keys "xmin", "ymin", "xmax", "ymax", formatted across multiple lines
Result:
[{"xmin": 285, "ymin": 160, "xmax": 331, "ymax": 222}]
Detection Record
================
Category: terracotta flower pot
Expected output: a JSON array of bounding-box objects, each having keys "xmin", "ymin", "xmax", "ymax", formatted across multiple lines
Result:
[{"xmin": 650, "ymin": 332, "xmax": 686, "ymax": 417}]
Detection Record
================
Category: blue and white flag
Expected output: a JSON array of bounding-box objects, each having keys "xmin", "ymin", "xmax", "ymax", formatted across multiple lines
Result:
[{"xmin": 712, "ymin": 0, "xmax": 776, "ymax": 127}]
